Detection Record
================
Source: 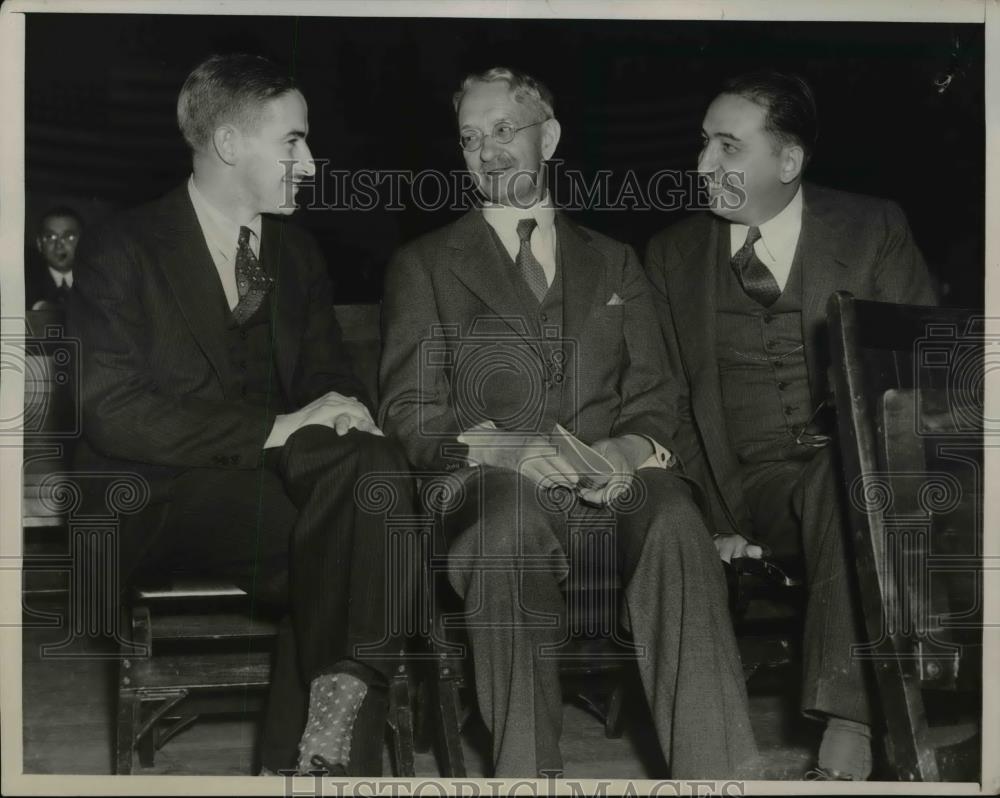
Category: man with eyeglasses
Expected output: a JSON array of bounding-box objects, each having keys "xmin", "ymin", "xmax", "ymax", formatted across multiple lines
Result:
[
  {"xmin": 644, "ymin": 70, "xmax": 936, "ymax": 780},
  {"xmin": 29, "ymin": 206, "xmax": 82, "ymax": 310},
  {"xmin": 379, "ymin": 67, "xmax": 757, "ymax": 778}
]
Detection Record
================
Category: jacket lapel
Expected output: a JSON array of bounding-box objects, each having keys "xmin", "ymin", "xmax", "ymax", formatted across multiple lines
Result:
[
  {"xmin": 446, "ymin": 209, "xmax": 546, "ymax": 359},
  {"xmin": 798, "ymin": 184, "xmax": 852, "ymax": 402},
  {"xmin": 558, "ymin": 213, "xmax": 604, "ymax": 348},
  {"xmin": 154, "ymin": 186, "xmax": 233, "ymax": 390},
  {"xmin": 667, "ymin": 213, "xmax": 721, "ymax": 386}
]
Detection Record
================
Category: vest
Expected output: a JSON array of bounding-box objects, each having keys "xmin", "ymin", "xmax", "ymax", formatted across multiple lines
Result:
[
  {"xmin": 715, "ymin": 235, "xmax": 814, "ymax": 464},
  {"xmin": 215, "ymin": 279, "xmax": 289, "ymax": 414},
  {"xmin": 485, "ymin": 224, "xmax": 567, "ymax": 434}
]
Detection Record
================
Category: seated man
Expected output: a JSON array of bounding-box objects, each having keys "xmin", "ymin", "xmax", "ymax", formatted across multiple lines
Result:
[
  {"xmin": 379, "ymin": 66, "xmax": 758, "ymax": 779},
  {"xmin": 67, "ymin": 53, "xmax": 414, "ymax": 776},
  {"xmin": 644, "ymin": 70, "xmax": 937, "ymax": 780},
  {"xmin": 29, "ymin": 205, "xmax": 81, "ymax": 310}
]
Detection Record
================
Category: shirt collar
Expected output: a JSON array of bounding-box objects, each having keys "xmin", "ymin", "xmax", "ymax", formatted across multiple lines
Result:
[
  {"xmin": 187, "ymin": 174, "xmax": 262, "ymax": 260},
  {"xmin": 733, "ymin": 184, "xmax": 803, "ymax": 264},
  {"xmin": 481, "ymin": 193, "xmax": 556, "ymax": 238},
  {"xmin": 49, "ymin": 267, "xmax": 72, "ymax": 288}
]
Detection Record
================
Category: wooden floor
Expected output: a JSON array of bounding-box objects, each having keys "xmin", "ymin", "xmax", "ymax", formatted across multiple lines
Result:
[{"xmin": 20, "ymin": 593, "xmax": 824, "ymax": 780}]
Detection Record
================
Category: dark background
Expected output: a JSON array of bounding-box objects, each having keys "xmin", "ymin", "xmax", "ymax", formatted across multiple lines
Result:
[{"xmin": 25, "ymin": 14, "xmax": 985, "ymax": 307}]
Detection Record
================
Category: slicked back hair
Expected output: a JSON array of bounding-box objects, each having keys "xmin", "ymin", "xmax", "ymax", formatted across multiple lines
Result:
[
  {"xmin": 453, "ymin": 67, "xmax": 555, "ymax": 122},
  {"xmin": 177, "ymin": 53, "xmax": 299, "ymax": 152},
  {"xmin": 721, "ymin": 70, "xmax": 818, "ymax": 165}
]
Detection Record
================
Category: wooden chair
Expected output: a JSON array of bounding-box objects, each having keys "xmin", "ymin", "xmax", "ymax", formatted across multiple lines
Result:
[{"xmin": 828, "ymin": 291, "xmax": 982, "ymax": 781}]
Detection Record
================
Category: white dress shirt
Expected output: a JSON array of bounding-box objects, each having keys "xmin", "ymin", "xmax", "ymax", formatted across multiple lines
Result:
[
  {"xmin": 187, "ymin": 174, "xmax": 262, "ymax": 310},
  {"xmin": 729, "ymin": 184, "xmax": 803, "ymax": 291},
  {"xmin": 48, "ymin": 268, "xmax": 72, "ymax": 289},
  {"xmin": 482, "ymin": 195, "xmax": 558, "ymax": 287}
]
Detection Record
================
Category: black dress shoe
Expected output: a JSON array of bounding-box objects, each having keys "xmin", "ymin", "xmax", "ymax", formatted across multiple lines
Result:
[{"xmin": 345, "ymin": 682, "xmax": 389, "ymax": 776}]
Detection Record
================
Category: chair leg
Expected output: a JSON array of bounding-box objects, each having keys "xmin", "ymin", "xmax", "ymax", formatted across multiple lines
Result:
[
  {"xmin": 604, "ymin": 679, "xmax": 626, "ymax": 739},
  {"xmin": 136, "ymin": 703, "xmax": 156, "ymax": 769},
  {"xmin": 388, "ymin": 670, "xmax": 416, "ymax": 777},
  {"xmin": 431, "ymin": 663, "xmax": 466, "ymax": 777},
  {"xmin": 115, "ymin": 690, "xmax": 139, "ymax": 775}
]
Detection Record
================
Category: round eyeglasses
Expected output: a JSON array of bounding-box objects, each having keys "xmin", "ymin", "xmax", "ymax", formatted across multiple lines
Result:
[
  {"xmin": 39, "ymin": 232, "xmax": 79, "ymax": 246},
  {"xmin": 459, "ymin": 120, "xmax": 546, "ymax": 152}
]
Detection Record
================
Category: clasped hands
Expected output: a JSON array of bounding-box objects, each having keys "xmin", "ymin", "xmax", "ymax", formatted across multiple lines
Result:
[
  {"xmin": 266, "ymin": 391, "xmax": 382, "ymax": 448},
  {"xmin": 458, "ymin": 425, "xmax": 652, "ymax": 507}
]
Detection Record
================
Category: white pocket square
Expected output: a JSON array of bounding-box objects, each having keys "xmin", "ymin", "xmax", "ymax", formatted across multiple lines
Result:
[{"xmin": 606, "ymin": 293, "xmax": 624, "ymax": 306}]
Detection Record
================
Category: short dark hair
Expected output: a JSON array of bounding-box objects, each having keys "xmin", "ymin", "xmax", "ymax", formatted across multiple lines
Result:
[
  {"xmin": 177, "ymin": 53, "xmax": 299, "ymax": 151},
  {"xmin": 39, "ymin": 205, "xmax": 82, "ymax": 229},
  {"xmin": 721, "ymin": 70, "xmax": 818, "ymax": 164}
]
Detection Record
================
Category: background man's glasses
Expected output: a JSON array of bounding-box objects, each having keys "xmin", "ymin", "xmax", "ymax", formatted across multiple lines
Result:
[
  {"xmin": 459, "ymin": 120, "xmax": 546, "ymax": 152},
  {"xmin": 40, "ymin": 232, "xmax": 79, "ymax": 245}
]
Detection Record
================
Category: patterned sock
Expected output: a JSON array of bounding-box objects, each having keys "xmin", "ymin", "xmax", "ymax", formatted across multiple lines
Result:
[
  {"xmin": 818, "ymin": 717, "xmax": 872, "ymax": 780},
  {"xmin": 296, "ymin": 672, "xmax": 368, "ymax": 774}
]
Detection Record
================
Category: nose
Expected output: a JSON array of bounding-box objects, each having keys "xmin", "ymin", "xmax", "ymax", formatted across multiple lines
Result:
[
  {"xmin": 479, "ymin": 135, "xmax": 500, "ymax": 164},
  {"xmin": 297, "ymin": 141, "xmax": 316, "ymax": 178},
  {"xmin": 697, "ymin": 141, "xmax": 718, "ymax": 174}
]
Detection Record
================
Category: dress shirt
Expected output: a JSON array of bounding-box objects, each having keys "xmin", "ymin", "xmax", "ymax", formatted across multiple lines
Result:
[
  {"xmin": 729, "ymin": 184, "xmax": 803, "ymax": 291},
  {"xmin": 48, "ymin": 268, "xmax": 72, "ymax": 289},
  {"xmin": 187, "ymin": 174, "xmax": 262, "ymax": 310},
  {"xmin": 482, "ymin": 194, "xmax": 558, "ymax": 287}
]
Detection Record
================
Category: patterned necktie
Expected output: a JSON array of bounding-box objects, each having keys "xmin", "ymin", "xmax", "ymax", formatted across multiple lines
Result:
[
  {"xmin": 232, "ymin": 226, "xmax": 272, "ymax": 325},
  {"xmin": 515, "ymin": 218, "xmax": 548, "ymax": 303},
  {"xmin": 731, "ymin": 226, "xmax": 781, "ymax": 307}
]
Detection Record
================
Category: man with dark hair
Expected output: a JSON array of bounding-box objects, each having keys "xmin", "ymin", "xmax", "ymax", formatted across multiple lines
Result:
[
  {"xmin": 645, "ymin": 69, "xmax": 936, "ymax": 780},
  {"xmin": 380, "ymin": 66, "xmax": 758, "ymax": 779},
  {"xmin": 67, "ymin": 53, "xmax": 414, "ymax": 776},
  {"xmin": 29, "ymin": 205, "xmax": 82, "ymax": 310}
]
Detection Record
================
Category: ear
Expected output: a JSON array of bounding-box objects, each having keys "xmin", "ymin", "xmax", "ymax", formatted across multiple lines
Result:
[
  {"xmin": 541, "ymin": 117, "xmax": 561, "ymax": 161},
  {"xmin": 779, "ymin": 143, "xmax": 805, "ymax": 184},
  {"xmin": 35, "ymin": 236, "xmax": 43, "ymax": 254},
  {"xmin": 212, "ymin": 124, "xmax": 240, "ymax": 166}
]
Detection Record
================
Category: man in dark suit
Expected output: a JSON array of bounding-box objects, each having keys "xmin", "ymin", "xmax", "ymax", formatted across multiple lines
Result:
[
  {"xmin": 28, "ymin": 206, "xmax": 81, "ymax": 310},
  {"xmin": 379, "ymin": 67, "xmax": 757, "ymax": 779},
  {"xmin": 67, "ymin": 54, "xmax": 413, "ymax": 776},
  {"xmin": 645, "ymin": 70, "xmax": 937, "ymax": 780}
]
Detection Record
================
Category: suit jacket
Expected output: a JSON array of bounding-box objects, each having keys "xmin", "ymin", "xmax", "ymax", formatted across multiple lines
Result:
[
  {"xmin": 379, "ymin": 209, "xmax": 678, "ymax": 473},
  {"xmin": 67, "ymin": 182, "xmax": 368, "ymax": 498},
  {"xmin": 26, "ymin": 263, "xmax": 71, "ymax": 309},
  {"xmin": 644, "ymin": 182, "xmax": 937, "ymax": 536}
]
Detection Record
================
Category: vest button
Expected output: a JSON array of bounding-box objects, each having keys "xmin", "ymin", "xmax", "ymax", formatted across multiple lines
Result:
[
  {"xmin": 784, "ymin": 406, "xmax": 798, "ymax": 415},
  {"xmin": 763, "ymin": 314, "xmax": 774, "ymax": 324},
  {"xmin": 540, "ymin": 313, "xmax": 549, "ymax": 322},
  {"xmin": 553, "ymin": 373, "xmax": 564, "ymax": 384},
  {"xmin": 240, "ymin": 330, "xmax": 248, "ymax": 340},
  {"xmin": 545, "ymin": 381, "xmax": 553, "ymax": 390},
  {"xmin": 777, "ymin": 381, "xmax": 788, "ymax": 390}
]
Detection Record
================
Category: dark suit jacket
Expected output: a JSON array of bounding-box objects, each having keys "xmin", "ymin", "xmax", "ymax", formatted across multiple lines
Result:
[
  {"xmin": 644, "ymin": 182, "xmax": 937, "ymax": 536},
  {"xmin": 67, "ymin": 183, "xmax": 367, "ymax": 556},
  {"xmin": 26, "ymin": 263, "xmax": 71, "ymax": 310},
  {"xmin": 379, "ymin": 209, "xmax": 678, "ymax": 473}
]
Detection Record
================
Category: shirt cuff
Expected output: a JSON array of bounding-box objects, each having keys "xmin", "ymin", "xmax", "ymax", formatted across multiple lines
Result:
[{"xmin": 637, "ymin": 436, "xmax": 677, "ymax": 470}]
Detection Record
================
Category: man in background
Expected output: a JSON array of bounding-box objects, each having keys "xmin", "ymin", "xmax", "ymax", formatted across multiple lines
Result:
[{"xmin": 28, "ymin": 206, "xmax": 81, "ymax": 310}]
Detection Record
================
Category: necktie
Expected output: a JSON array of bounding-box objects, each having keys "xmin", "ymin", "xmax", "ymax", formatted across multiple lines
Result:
[
  {"xmin": 731, "ymin": 226, "xmax": 781, "ymax": 307},
  {"xmin": 515, "ymin": 218, "xmax": 548, "ymax": 303},
  {"xmin": 233, "ymin": 226, "xmax": 272, "ymax": 325}
]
